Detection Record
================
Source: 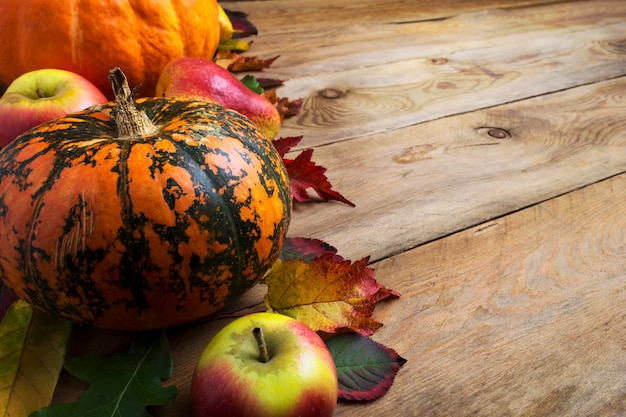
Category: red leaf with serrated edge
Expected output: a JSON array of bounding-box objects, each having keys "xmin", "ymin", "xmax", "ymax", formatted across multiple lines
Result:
[
  {"xmin": 325, "ymin": 333, "xmax": 406, "ymax": 401},
  {"xmin": 264, "ymin": 255, "xmax": 399, "ymax": 335},
  {"xmin": 278, "ymin": 237, "xmax": 340, "ymax": 263},
  {"xmin": 272, "ymin": 136, "xmax": 303, "ymax": 157},
  {"xmin": 285, "ymin": 149, "xmax": 355, "ymax": 206}
]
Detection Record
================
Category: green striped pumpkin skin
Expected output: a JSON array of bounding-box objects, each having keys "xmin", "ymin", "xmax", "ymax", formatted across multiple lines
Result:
[{"xmin": 0, "ymin": 98, "xmax": 292, "ymax": 330}]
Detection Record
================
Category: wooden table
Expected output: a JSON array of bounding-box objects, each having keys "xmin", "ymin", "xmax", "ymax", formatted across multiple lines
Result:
[{"xmin": 53, "ymin": 0, "xmax": 626, "ymax": 415}]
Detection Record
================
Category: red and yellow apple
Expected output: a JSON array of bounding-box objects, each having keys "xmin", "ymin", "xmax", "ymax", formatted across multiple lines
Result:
[
  {"xmin": 155, "ymin": 57, "xmax": 282, "ymax": 140},
  {"xmin": 0, "ymin": 68, "xmax": 108, "ymax": 147},
  {"xmin": 192, "ymin": 312, "xmax": 338, "ymax": 417}
]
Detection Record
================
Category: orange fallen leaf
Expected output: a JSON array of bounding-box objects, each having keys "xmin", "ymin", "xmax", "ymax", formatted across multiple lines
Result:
[
  {"xmin": 264, "ymin": 90, "xmax": 303, "ymax": 120},
  {"xmin": 214, "ymin": 51, "xmax": 279, "ymax": 72},
  {"xmin": 264, "ymin": 255, "xmax": 399, "ymax": 336}
]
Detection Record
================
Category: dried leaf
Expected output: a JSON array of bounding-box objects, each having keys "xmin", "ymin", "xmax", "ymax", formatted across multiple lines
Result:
[
  {"xmin": 284, "ymin": 148, "xmax": 355, "ymax": 206},
  {"xmin": 0, "ymin": 300, "xmax": 72, "ymax": 417},
  {"xmin": 272, "ymin": 136, "xmax": 303, "ymax": 157},
  {"xmin": 228, "ymin": 54, "xmax": 279, "ymax": 72},
  {"xmin": 214, "ymin": 51, "xmax": 278, "ymax": 72},
  {"xmin": 223, "ymin": 8, "xmax": 258, "ymax": 38},
  {"xmin": 31, "ymin": 332, "xmax": 177, "ymax": 417},
  {"xmin": 264, "ymin": 255, "xmax": 399, "ymax": 335},
  {"xmin": 256, "ymin": 78, "xmax": 285, "ymax": 90},
  {"xmin": 325, "ymin": 333, "xmax": 406, "ymax": 401},
  {"xmin": 263, "ymin": 90, "xmax": 303, "ymax": 120},
  {"xmin": 273, "ymin": 137, "xmax": 354, "ymax": 205},
  {"xmin": 217, "ymin": 38, "xmax": 252, "ymax": 53},
  {"xmin": 278, "ymin": 237, "xmax": 340, "ymax": 262}
]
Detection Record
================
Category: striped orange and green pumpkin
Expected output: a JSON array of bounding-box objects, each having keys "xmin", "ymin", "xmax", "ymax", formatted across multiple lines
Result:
[{"xmin": 0, "ymin": 68, "xmax": 292, "ymax": 330}]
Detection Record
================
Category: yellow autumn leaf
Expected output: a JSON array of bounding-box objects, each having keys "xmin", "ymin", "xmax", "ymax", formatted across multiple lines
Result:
[
  {"xmin": 0, "ymin": 300, "xmax": 72, "ymax": 417},
  {"xmin": 217, "ymin": 4, "xmax": 234, "ymax": 44},
  {"xmin": 264, "ymin": 255, "xmax": 399, "ymax": 336}
]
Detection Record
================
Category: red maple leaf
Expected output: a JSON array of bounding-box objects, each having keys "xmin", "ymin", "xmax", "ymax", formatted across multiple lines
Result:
[
  {"xmin": 272, "ymin": 137, "xmax": 354, "ymax": 206},
  {"xmin": 286, "ymin": 149, "xmax": 354, "ymax": 206},
  {"xmin": 272, "ymin": 136, "xmax": 303, "ymax": 157}
]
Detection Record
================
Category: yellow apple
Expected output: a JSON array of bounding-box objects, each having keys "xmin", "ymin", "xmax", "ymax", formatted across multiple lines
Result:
[
  {"xmin": 0, "ymin": 69, "xmax": 107, "ymax": 147},
  {"xmin": 192, "ymin": 312, "xmax": 338, "ymax": 417}
]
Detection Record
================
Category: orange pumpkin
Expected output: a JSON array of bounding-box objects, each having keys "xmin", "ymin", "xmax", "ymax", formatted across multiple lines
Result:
[
  {"xmin": 0, "ymin": 68, "xmax": 292, "ymax": 330},
  {"xmin": 0, "ymin": 0, "xmax": 220, "ymax": 98}
]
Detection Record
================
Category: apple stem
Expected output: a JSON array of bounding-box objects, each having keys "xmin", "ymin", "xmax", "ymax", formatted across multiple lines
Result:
[
  {"xmin": 35, "ymin": 88, "xmax": 46, "ymax": 99},
  {"xmin": 252, "ymin": 327, "xmax": 270, "ymax": 363},
  {"xmin": 108, "ymin": 67, "xmax": 157, "ymax": 138}
]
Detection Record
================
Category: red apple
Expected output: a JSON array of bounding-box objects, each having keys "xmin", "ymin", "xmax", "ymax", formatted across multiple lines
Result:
[
  {"xmin": 192, "ymin": 312, "xmax": 338, "ymax": 417},
  {"xmin": 0, "ymin": 68, "xmax": 108, "ymax": 147},
  {"xmin": 156, "ymin": 57, "xmax": 282, "ymax": 140}
]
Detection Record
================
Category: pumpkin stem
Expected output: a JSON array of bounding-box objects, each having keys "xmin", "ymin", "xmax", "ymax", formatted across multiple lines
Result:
[{"xmin": 108, "ymin": 67, "xmax": 158, "ymax": 138}]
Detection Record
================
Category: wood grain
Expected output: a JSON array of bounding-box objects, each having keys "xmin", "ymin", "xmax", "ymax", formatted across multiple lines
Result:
[
  {"xmin": 221, "ymin": 1, "xmax": 626, "ymax": 149},
  {"xmin": 332, "ymin": 173, "xmax": 626, "ymax": 417},
  {"xmin": 246, "ymin": 1, "xmax": 626, "ymax": 79},
  {"xmin": 287, "ymin": 77, "xmax": 626, "ymax": 263},
  {"xmin": 223, "ymin": 0, "xmax": 563, "ymax": 38},
  {"xmin": 275, "ymin": 21, "xmax": 626, "ymax": 147}
]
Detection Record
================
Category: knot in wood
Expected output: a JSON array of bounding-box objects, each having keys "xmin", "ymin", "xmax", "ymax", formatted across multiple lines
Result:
[
  {"xmin": 476, "ymin": 126, "xmax": 511, "ymax": 139},
  {"xmin": 430, "ymin": 57, "xmax": 448, "ymax": 65},
  {"xmin": 318, "ymin": 88, "xmax": 345, "ymax": 99}
]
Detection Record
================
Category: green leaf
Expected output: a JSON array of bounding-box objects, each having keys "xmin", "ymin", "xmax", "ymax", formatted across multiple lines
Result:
[
  {"xmin": 31, "ymin": 331, "xmax": 177, "ymax": 417},
  {"xmin": 0, "ymin": 300, "xmax": 72, "ymax": 417},
  {"xmin": 325, "ymin": 333, "xmax": 406, "ymax": 401},
  {"xmin": 240, "ymin": 74, "xmax": 264, "ymax": 94}
]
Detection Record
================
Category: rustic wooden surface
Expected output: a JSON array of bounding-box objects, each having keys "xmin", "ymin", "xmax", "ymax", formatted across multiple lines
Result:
[{"xmin": 53, "ymin": 0, "xmax": 626, "ymax": 415}]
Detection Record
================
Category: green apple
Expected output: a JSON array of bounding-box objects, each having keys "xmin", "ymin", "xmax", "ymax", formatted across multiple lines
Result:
[
  {"xmin": 192, "ymin": 312, "xmax": 338, "ymax": 417},
  {"xmin": 155, "ymin": 57, "xmax": 282, "ymax": 140},
  {"xmin": 0, "ymin": 68, "xmax": 108, "ymax": 147}
]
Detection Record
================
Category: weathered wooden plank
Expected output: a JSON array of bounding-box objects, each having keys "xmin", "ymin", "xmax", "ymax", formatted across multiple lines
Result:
[
  {"xmin": 241, "ymin": 0, "xmax": 626, "ymax": 79},
  {"xmin": 273, "ymin": 19, "xmax": 626, "ymax": 147},
  {"xmin": 332, "ymin": 173, "xmax": 626, "ymax": 417},
  {"xmin": 222, "ymin": 0, "xmax": 564, "ymax": 38},
  {"xmin": 286, "ymin": 77, "xmax": 626, "ymax": 262}
]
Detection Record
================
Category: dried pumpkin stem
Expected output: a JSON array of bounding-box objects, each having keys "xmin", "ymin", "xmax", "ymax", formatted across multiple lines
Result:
[
  {"xmin": 252, "ymin": 327, "xmax": 270, "ymax": 363},
  {"xmin": 108, "ymin": 67, "xmax": 157, "ymax": 138}
]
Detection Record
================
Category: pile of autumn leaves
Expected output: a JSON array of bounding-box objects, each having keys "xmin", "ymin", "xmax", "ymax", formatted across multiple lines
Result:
[{"xmin": 0, "ymin": 8, "xmax": 405, "ymax": 417}]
